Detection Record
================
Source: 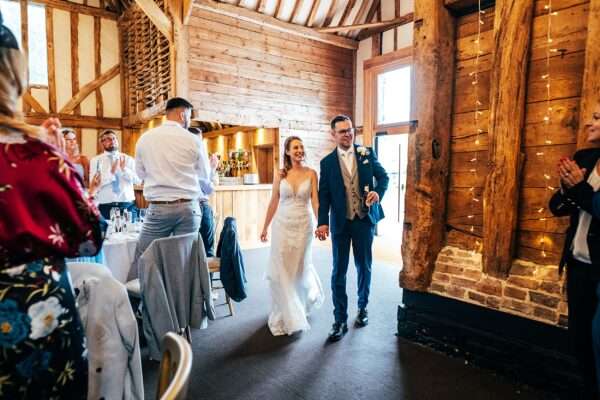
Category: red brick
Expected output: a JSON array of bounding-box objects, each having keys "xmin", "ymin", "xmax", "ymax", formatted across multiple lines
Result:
[
  {"xmin": 432, "ymin": 272, "xmax": 450, "ymax": 283},
  {"xmin": 533, "ymin": 306, "xmax": 558, "ymax": 323},
  {"xmin": 507, "ymin": 276, "xmax": 540, "ymax": 290},
  {"xmin": 529, "ymin": 291, "xmax": 560, "ymax": 308},
  {"xmin": 450, "ymin": 276, "xmax": 478, "ymax": 289},
  {"xmin": 463, "ymin": 269, "xmax": 483, "ymax": 281},
  {"xmin": 558, "ymin": 314, "xmax": 568, "ymax": 328},
  {"xmin": 429, "ymin": 283, "xmax": 446, "ymax": 293},
  {"xmin": 477, "ymin": 278, "xmax": 502, "ymax": 296},
  {"xmin": 537, "ymin": 267, "xmax": 560, "ymax": 282},
  {"xmin": 437, "ymin": 255, "xmax": 456, "ymax": 264},
  {"xmin": 504, "ymin": 286, "xmax": 527, "ymax": 301},
  {"xmin": 467, "ymin": 291, "xmax": 486, "ymax": 305},
  {"xmin": 440, "ymin": 247, "xmax": 455, "ymax": 256},
  {"xmin": 436, "ymin": 263, "xmax": 464, "ymax": 275},
  {"xmin": 486, "ymin": 296, "xmax": 501, "ymax": 309},
  {"xmin": 509, "ymin": 263, "xmax": 536, "ymax": 277},
  {"xmin": 558, "ymin": 301, "xmax": 568, "ymax": 314},
  {"xmin": 446, "ymin": 285, "xmax": 466, "ymax": 299},
  {"xmin": 502, "ymin": 299, "xmax": 533, "ymax": 315},
  {"xmin": 540, "ymin": 281, "xmax": 561, "ymax": 295}
]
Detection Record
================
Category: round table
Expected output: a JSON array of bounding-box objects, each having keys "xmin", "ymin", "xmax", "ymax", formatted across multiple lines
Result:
[{"xmin": 103, "ymin": 232, "xmax": 138, "ymax": 283}]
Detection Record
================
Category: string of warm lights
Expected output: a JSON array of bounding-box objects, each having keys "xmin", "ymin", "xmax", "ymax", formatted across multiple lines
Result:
[
  {"xmin": 467, "ymin": 0, "xmax": 484, "ymax": 243},
  {"xmin": 537, "ymin": 1, "xmax": 558, "ymax": 258}
]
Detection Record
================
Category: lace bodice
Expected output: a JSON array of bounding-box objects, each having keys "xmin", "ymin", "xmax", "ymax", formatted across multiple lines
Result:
[{"xmin": 279, "ymin": 178, "xmax": 312, "ymax": 209}]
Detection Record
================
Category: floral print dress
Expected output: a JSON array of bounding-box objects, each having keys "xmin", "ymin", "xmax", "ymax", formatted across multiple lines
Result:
[{"xmin": 0, "ymin": 130, "xmax": 105, "ymax": 399}]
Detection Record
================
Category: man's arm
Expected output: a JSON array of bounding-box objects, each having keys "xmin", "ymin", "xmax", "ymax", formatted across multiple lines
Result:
[
  {"xmin": 122, "ymin": 155, "xmax": 142, "ymax": 184},
  {"xmin": 135, "ymin": 144, "xmax": 146, "ymax": 181}
]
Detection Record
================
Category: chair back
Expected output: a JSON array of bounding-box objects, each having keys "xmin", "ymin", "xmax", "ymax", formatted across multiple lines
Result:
[{"xmin": 157, "ymin": 332, "xmax": 193, "ymax": 400}]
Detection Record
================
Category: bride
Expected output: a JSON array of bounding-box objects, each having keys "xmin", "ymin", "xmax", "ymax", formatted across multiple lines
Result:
[{"xmin": 260, "ymin": 136, "xmax": 324, "ymax": 336}]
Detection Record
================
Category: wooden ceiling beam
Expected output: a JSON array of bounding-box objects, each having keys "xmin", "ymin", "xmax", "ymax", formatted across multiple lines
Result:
[
  {"xmin": 194, "ymin": 0, "xmax": 358, "ymax": 49},
  {"xmin": 356, "ymin": 12, "xmax": 413, "ymax": 40},
  {"xmin": 25, "ymin": 113, "xmax": 123, "ymax": 130},
  {"xmin": 273, "ymin": 0, "xmax": 283, "ymax": 18},
  {"xmin": 348, "ymin": 0, "xmax": 371, "ymax": 36},
  {"xmin": 134, "ymin": 0, "xmax": 173, "ymax": 40},
  {"xmin": 256, "ymin": 0, "xmax": 267, "ymax": 13},
  {"xmin": 307, "ymin": 0, "xmax": 321, "ymax": 27},
  {"xmin": 356, "ymin": 0, "xmax": 380, "ymax": 37},
  {"xmin": 320, "ymin": 14, "xmax": 410, "ymax": 33},
  {"xmin": 289, "ymin": 0, "xmax": 304, "ymax": 23},
  {"xmin": 25, "ymin": 0, "xmax": 118, "ymax": 19},
  {"xmin": 322, "ymin": 0, "xmax": 338, "ymax": 27},
  {"xmin": 339, "ymin": 0, "xmax": 356, "ymax": 27},
  {"xmin": 444, "ymin": 0, "xmax": 495, "ymax": 16}
]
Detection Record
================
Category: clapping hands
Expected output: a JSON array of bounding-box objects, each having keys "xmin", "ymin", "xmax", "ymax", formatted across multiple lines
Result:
[
  {"xmin": 41, "ymin": 118, "xmax": 64, "ymax": 152},
  {"xmin": 558, "ymin": 157, "xmax": 586, "ymax": 189}
]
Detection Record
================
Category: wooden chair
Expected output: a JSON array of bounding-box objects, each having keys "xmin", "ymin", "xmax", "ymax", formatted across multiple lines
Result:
[
  {"xmin": 207, "ymin": 257, "xmax": 235, "ymax": 316},
  {"xmin": 157, "ymin": 332, "xmax": 193, "ymax": 400}
]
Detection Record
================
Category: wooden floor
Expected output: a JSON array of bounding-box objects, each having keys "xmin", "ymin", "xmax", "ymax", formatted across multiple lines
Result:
[{"xmin": 141, "ymin": 246, "xmax": 554, "ymax": 400}]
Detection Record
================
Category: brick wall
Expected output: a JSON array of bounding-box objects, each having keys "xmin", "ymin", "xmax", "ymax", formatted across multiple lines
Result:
[{"xmin": 428, "ymin": 246, "xmax": 567, "ymax": 327}]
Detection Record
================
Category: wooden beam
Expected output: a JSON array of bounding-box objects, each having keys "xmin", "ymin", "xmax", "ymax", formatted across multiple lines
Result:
[
  {"xmin": 289, "ymin": 0, "xmax": 303, "ymax": 23},
  {"xmin": 25, "ymin": 113, "xmax": 122, "ymax": 130},
  {"xmin": 46, "ymin": 7, "xmax": 57, "ymax": 113},
  {"xmin": 356, "ymin": 12, "xmax": 414, "ymax": 40},
  {"xmin": 444, "ymin": 0, "xmax": 495, "ymax": 16},
  {"xmin": 60, "ymin": 64, "xmax": 120, "ymax": 114},
  {"xmin": 322, "ymin": 0, "xmax": 338, "ymax": 27},
  {"xmin": 482, "ymin": 0, "xmax": 535, "ymax": 277},
  {"xmin": 20, "ymin": 0, "xmax": 30, "ymax": 113},
  {"xmin": 274, "ymin": 0, "xmax": 283, "ymax": 18},
  {"xmin": 182, "ymin": 0, "xmax": 194, "ymax": 24},
  {"xmin": 122, "ymin": 101, "xmax": 166, "ymax": 128},
  {"xmin": 318, "ymin": 16, "xmax": 408, "ymax": 33},
  {"xmin": 307, "ymin": 0, "xmax": 321, "ymax": 27},
  {"xmin": 399, "ymin": 0, "xmax": 455, "ymax": 291},
  {"xmin": 134, "ymin": 0, "xmax": 173, "ymax": 41},
  {"xmin": 577, "ymin": 0, "xmax": 600, "ymax": 149},
  {"xmin": 339, "ymin": 0, "xmax": 356, "ymax": 27},
  {"xmin": 22, "ymin": 92, "xmax": 47, "ymax": 114},
  {"xmin": 29, "ymin": 0, "xmax": 118, "ymax": 19},
  {"xmin": 256, "ymin": 0, "xmax": 267, "ymax": 13},
  {"xmin": 94, "ymin": 17, "xmax": 104, "ymax": 118},
  {"xmin": 358, "ymin": 0, "xmax": 380, "ymax": 37},
  {"xmin": 349, "ymin": 0, "xmax": 371, "ymax": 36},
  {"xmin": 70, "ymin": 12, "xmax": 80, "ymax": 115},
  {"xmin": 194, "ymin": 0, "xmax": 358, "ymax": 49},
  {"xmin": 372, "ymin": 31, "xmax": 381, "ymax": 56}
]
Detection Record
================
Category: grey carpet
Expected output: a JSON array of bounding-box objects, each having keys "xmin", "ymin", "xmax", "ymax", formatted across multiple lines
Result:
[{"xmin": 142, "ymin": 246, "xmax": 550, "ymax": 400}]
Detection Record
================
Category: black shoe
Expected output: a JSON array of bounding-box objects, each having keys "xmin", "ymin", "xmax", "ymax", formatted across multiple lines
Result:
[
  {"xmin": 328, "ymin": 322, "xmax": 348, "ymax": 342},
  {"xmin": 355, "ymin": 308, "xmax": 368, "ymax": 327}
]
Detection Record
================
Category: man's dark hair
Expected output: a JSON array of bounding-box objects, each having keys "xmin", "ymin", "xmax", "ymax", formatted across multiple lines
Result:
[
  {"xmin": 166, "ymin": 97, "xmax": 194, "ymax": 111},
  {"xmin": 188, "ymin": 127, "xmax": 202, "ymax": 135},
  {"xmin": 100, "ymin": 129, "xmax": 116, "ymax": 139},
  {"xmin": 330, "ymin": 114, "xmax": 352, "ymax": 130}
]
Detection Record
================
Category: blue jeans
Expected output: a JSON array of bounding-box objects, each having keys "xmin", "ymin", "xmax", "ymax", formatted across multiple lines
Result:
[{"xmin": 134, "ymin": 202, "xmax": 202, "ymax": 265}]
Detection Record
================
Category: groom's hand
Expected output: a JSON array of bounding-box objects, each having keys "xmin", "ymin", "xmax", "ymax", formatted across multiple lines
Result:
[
  {"xmin": 366, "ymin": 191, "xmax": 380, "ymax": 206},
  {"xmin": 316, "ymin": 225, "xmax": 329, "ymax": 241}
]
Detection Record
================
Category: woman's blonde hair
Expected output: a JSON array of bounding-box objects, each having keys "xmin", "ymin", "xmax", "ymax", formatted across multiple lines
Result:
[{"xmin": 0, "ymin": 41, "xmax": 43, "ymax": 139}]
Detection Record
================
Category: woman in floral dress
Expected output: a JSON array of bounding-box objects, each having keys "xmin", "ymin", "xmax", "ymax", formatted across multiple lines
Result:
[{"xmin": 0, "ymin": 14, "xmax": 105, "ymax": 399}]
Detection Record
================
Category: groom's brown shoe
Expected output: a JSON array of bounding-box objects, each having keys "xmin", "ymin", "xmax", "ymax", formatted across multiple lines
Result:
[
  {"xmin": 328, "ymin": 322, "xmax": 348, "ymax": 342},
  {"xmin": 355, "ymin": 308, "xmax": 368, "ymax": 327}
]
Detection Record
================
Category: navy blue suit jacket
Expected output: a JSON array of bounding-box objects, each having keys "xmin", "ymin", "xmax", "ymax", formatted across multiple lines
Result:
[{"xmin": 318, "ymin": 145, "xmax": 389, "ymax": 234}]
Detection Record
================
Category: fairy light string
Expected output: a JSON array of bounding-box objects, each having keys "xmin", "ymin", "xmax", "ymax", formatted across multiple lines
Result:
[{"xmin": 537, "ymin": 1, "xmax": 558, "ymax": 258}]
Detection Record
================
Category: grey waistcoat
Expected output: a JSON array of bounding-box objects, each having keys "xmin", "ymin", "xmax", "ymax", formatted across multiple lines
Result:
[{"xmin": 338, "ymin": 154, "xmax": 367, "ymax": 220}]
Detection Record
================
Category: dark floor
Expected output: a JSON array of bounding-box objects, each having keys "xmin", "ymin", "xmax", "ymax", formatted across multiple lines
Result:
[{"xmin": 142, "ymin": 246, "xmax": 552, "ymax": 400}]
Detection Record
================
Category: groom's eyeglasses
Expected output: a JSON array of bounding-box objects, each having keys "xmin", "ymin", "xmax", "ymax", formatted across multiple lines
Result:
[{"xmin": 335, "ymin": 128, "xmax": 355, "ymax": 136}]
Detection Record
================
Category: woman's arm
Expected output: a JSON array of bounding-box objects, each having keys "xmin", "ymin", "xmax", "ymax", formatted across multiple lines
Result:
[
  {"xmin": 260, "ymin": 171, "xmax": 282, "ymax": 242},
  {"xmin": 310, "ymin": 169, "xmax": 319, "ymax": 220}
]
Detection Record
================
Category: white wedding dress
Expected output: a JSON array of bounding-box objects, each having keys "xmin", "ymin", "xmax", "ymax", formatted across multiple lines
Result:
[{"xmin": 267, "ymin": 177, "xmax": 325, "ymax": 336}]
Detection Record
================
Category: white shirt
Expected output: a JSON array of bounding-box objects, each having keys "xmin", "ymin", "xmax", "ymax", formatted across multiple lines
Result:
[
  {"xmin": 89, "ymin": 151, "xmax": 139, "ymax": 204},
  {"xmin": 135, "ymin": 120, "xmax": 213, "ymax": 202},
  {"xmin": 572, "ymin": 167, "xmax": 600, "ymax": 264},
  {"xmin": 337, "ymin": 146, "xmax": 356, "ymax": 175}
]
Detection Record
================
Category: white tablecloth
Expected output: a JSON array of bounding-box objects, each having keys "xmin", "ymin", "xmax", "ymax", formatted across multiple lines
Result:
[{"xmin": 103, "ymin": 232, "xmax": 138, "ymax": 283}]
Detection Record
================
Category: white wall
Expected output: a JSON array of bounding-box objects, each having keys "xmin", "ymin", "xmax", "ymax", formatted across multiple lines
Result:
[{"xmin": 354, "ymin": 0, "xmax": 414, "ymax": 127}]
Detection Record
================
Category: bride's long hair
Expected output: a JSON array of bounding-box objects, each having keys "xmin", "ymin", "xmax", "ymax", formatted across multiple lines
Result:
[
  {"xmin": 0, "ymin": 15, "xmax": 42, "ymax": 139},
  {"xmin": 281, "ymin": 135, "xmax": 303, "ymax": 178}
]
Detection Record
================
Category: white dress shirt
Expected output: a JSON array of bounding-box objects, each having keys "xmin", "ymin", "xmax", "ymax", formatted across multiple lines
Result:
[
  {"xmin": 337, "ymin": 146, "xmax": 356, "ymax": 175},
  {"xmin": 89, "ymin": 151, "xmax": 139, "ymax": 204},
  {"xmin": 572, "ymin": 167, "xmax": 600, "ymax": 264},
  {"xmin": 135, "ymin": 120, "xmax": 214, "ymax": 202}
]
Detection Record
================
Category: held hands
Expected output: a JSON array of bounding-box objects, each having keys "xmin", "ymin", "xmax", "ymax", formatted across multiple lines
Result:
[
  {"xmin": 558, "ymin": 157, "xmax": 586, "ymax": 189},
  {"xmin": 315, "ymin": 225, "xmax": 329, "ymax": 241},
  {"xmin": 365, "ymin": 191, "xmax": 380, "ymax": 207}
]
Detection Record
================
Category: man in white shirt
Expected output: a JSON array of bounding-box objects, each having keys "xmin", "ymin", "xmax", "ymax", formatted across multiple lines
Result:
[
  {"xmin": 89, "ymin": 130, "xmax": 140, "ymax": 219},
  {"xmin": 188, "ymin": 127, "xmax": 218, "ymax": 257},
  {"xmin": 134, "ymin": 97, "xmax": 214, "ymax": 260}
]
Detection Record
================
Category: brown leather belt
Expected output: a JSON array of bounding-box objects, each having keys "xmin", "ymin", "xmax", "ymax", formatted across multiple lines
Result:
[{"xmin": 149, "ymin": 199, "xmax": 192, "ymax": 205}]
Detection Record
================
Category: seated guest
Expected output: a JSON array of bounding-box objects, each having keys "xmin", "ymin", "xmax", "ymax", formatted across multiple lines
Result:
[
  {"xmin": 62, "ymin": 127, "xmax": 90, "ymax": 185},
  {"xmin": 550, "ymin": 109, "xmax": 600, "ymax": 398},
  {"xmin": 90, "ymin": 130, "xmax": 140, "ymax": 219},
  {"xmin": 0, "ymin": 14, "xmax": 105, "ymax": 399},
  {"xmin": 189, "ymin": 126, "xmax": 218, "ymax": 257},
  {"xmin": 134, "ymin": 97, "xmax": 213, "ymax": 260}
]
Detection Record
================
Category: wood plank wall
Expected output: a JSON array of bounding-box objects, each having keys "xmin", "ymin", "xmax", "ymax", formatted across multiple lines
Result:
[
  {"xmin": 187, "ymin": 6, "xmax": 355, "ymax": 168},
  {"xmin": 446, "ymin": 0, "xmax": 589, "ymax": 266}
]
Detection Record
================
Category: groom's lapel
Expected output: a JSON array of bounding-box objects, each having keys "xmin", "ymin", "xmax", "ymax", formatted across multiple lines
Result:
[
  {"xmin": 331, "ymin": 149, "xmax": 345, "ymax": 194},
  {"xmin": 354, "ymin": 144, "xmax": 369, "ymax": 189}
]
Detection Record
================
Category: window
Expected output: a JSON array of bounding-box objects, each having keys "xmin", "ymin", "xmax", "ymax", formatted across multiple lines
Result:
[
  {"xmin": 0, "ymin": 0, "xmax": 48, "ymax": 86},
  {"xmin": 376, "ymin": 65, "xmax": 411, "ymax": 126}
]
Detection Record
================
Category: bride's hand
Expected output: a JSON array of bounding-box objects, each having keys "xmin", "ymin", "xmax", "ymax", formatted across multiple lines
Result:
[{"xmin": 260, "ymin": 229, "xmax": 268, "ymax": 242}]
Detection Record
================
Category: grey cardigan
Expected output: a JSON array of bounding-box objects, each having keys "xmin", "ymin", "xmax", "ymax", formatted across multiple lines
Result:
[
  {"xmin": 139, "ymin": 232, "xmax": 215, "ymax": 360},
  {"xmin": 68, "ymin": 262, "xmax": 144, "ymax": 400}
]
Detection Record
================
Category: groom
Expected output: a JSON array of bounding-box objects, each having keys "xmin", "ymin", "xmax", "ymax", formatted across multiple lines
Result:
[{"xmin": 316, "ymin": 115, "xmax": 389, "ymax": 342}]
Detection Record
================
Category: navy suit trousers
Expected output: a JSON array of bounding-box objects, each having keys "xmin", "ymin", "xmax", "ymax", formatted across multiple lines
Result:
[{"xmin": 331, "ymin": 216, "xmax": 375, "ymax": 323}]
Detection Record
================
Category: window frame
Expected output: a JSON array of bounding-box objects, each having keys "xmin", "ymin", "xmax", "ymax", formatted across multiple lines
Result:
[{"xmin": 363, "ymin": 47, "xmax": 413, "ymax": 145}]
